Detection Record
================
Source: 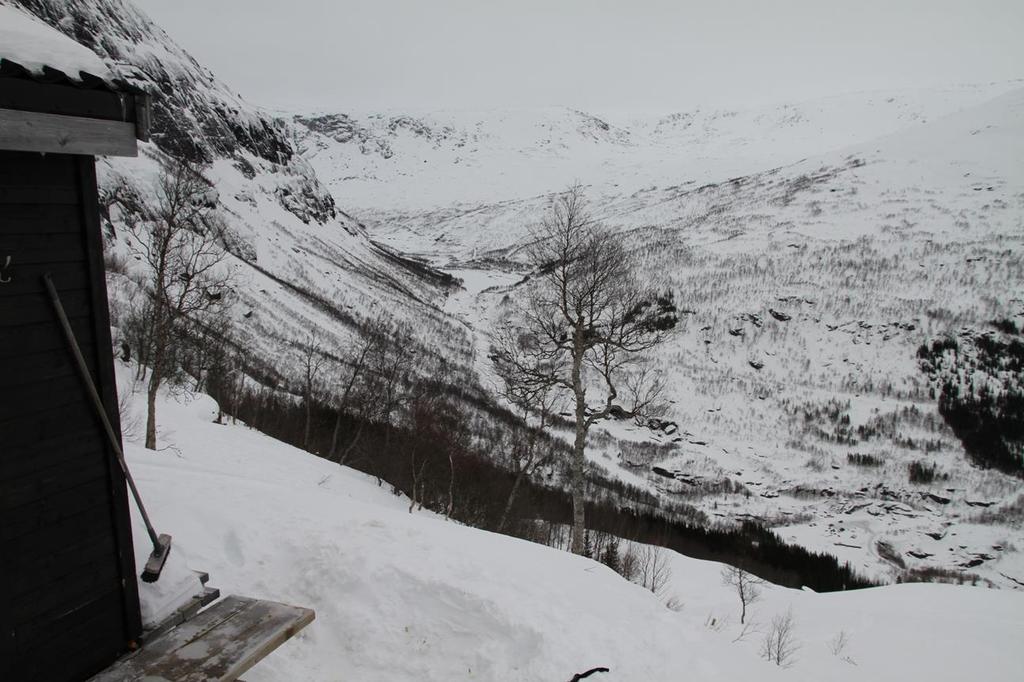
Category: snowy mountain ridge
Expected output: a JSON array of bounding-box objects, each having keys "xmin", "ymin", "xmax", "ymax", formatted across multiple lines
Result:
[{"xmin": 293, "ymin": 81, "xmax": 1021, "ymax": 213}]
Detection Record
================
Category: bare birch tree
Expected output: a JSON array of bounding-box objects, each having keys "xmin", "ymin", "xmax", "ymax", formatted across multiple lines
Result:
[
  {"xmin": 361, "ymin": 321, "xmax": 417, "ymax": 483},
  {"xmin": 489, "ymin": 183, "xmax": 677, "ymax": 554},
  {"xmin": 635, "ymin": 544, "xmax": 672, "ymax": 597},
  {"xmin": 492, "ymin": 325, "xmax": 559, "ymax": 532},
  {"xmin": 124, "ymin": 160, "xmax": 231, "ymax": 450},
  {"xmin": 721, "ymin": 565, "xmax": 765, "ymax": 625},
  {"xmin": 326, "ymin": 318, "xmax": 389, "ymax": 464},
  {"xmin": 295, "ymin": 331, "xmax": 327, "ymax": 450}
]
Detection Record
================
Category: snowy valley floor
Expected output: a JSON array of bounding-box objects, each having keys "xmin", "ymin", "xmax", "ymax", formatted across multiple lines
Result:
[{"xmin": 120, "ymin": 367, "xmax": 1024, "ymax": 682}]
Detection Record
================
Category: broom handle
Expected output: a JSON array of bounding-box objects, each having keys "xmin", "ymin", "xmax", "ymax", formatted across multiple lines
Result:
[{"xmin": 43, "ymin": 273, "xmax": 162, "ymax": 550}]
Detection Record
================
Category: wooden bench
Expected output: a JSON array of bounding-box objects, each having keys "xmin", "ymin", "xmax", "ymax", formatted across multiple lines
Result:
[{"xmin": 89, "ymin": 595, "xmax": 315, "ymax": 681}]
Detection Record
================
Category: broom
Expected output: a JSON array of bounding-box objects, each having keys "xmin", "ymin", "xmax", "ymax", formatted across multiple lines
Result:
[{"xmin": 44, "ymin": 274, "xmax": 171, "ymax": 582}]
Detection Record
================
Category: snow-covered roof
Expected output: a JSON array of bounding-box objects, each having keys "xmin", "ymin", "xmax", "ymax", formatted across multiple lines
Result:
[{"xmin": 0, "ymin": 4, "xmax": 112, "ymax": 83}]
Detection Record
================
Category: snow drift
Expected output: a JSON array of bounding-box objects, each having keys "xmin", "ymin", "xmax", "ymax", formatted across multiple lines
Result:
[{"xmin": 119, "ymin": 365, "xmax": 1023, "ymax": 681}]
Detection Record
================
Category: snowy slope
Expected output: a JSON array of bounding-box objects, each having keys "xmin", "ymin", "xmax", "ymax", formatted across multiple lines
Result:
[{"xmin": 119, "ymin": 366, "xmax": 1024, "ymax": 682}]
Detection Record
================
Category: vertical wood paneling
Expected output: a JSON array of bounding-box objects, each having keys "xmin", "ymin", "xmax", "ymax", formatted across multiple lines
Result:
[
  {"xmin": 77, "ymin": 153, "xmax": 143, "ymax": 643},
  {"xmin": 0, "ymin": 150, "xmax": 140, "ymax": 681}
]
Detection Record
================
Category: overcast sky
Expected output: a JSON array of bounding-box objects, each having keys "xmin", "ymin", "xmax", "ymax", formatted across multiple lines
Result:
[{"xmin": 133, "ymin": 0, "xmax": 1024, "ymax": 113}]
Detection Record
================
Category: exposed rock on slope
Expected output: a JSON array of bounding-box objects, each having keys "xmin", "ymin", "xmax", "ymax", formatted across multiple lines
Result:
[
  {"xmin": 8, "ymin": 0, "xmax": 473, "ymax": 387},
  {"xmin": 14, "ymin": 0, "xmax": 291, "ymax": 165}
]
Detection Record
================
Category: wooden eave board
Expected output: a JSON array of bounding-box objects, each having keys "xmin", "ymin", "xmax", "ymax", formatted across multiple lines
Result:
[
  {"xmin": 0, "ymin": 76, "xmax": 135, "ymax": 122},
  {"xmin": 89, "ymin": 595, "xmax": 315, "ymax": 682},
  {"xmin": 0, "ymin": 107, "xmax": 137, "ymax": 156}
]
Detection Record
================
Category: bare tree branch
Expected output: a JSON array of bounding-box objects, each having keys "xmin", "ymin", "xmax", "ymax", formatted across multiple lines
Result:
[
  {"xmin": 489, "ymin": 183, "xmax": 678, "ymax": 553},
  {"xmin": 121, "ymin": 159, "xmax": 232, "ymax": 450}
]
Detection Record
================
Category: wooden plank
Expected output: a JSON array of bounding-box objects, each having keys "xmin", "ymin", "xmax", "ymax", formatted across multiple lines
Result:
[
  {"xmin": 0, "ymin": 184, "xmax": 79, "ymax": 204},
  {"xmin": 0, "ymin": 148, "xmax": 78, "ymax": 185},
  {"xmin": 0, "ymin": 357, "xmax": 99, "ymax": 398},
  {"xmin": 7, "ymin": 552, "xmax": 121, "ymax": 625},
  {"xmin": 7, "ymin": 549, "xmax": 120, "ymax": 617},
  {"xmin": 0, "ymin": 228, "xmax": 87, "ymax": 252},
  {"xmin": 0, "ymin": 380, "xmax": 96, "ymax": 423},
  {"xmin": 0, "ymin": 259, "xmax": 90, "ymax": 297},
  {"xmin": 14, "ymin": 592, "xmax": 126, "ymax": 682},
  {"xmin": 2, "ymin": 493, "xmax": 110, "ymax": 544},
  {"xmin": 1, "ymin": 244, "xmax": 87, "ymax": 265},
  {"xmin": 20, "ymin": 627, "xmax": 122, "ymax": 682},
  {"xmin": 10, "ymin": 557, "xmax": 120, "ymax": 622},
  {"xmin": 1, "ymin": 440, "xmax": 108, "ymax": 489},
  {"xmin": 3, "ymin": 483, "xmax": 113, "ymax": 542},
  {"xmin": 0, "ymin": 108, "xmax": 138, "ymax": 157},
  {"xmin": 0, "ymin": 353, "xmax": 78, "ymax": 388},
  {"xmin": 0, "ymin": 287, "xmax": 92, "ymax": 325},
  {"xmin": 15, "ymin": 585, "xmax": 124, "ymax": 649},
  {"xmin": 3, "ymin": 511, "xmax": 115, "ymax": 568},
  {"xmin": 0, "ymin": 359, "xmax": 79, "ymax": 390},
  {"xmin": 0, "ymin": 385, "xmax": 97, "ymax": 423},
  {"xmin": 0, "ymin": 342, "xmax": 98, "ymax": 388},
  {"xmin": 5, "ymin": 515, "xmax": 114, "ymax": 571},
  {"xmin": 0, "ymin": 312, "xmax": 95, "ymax": 356},
  {"xmin": 0, "ymin": 423, "xmax": 106, "ymax": 473},
  {"xmin": 1, "ymin": 400, "xmax": 99, "ymax": 447},
  {"xmin": 2, "ymin": 448, "xmax": 107, "ymax": 510},
  {"xmin": 1, "ymin": 423, "xmax": 106, "ymax": 468},
  {"xmin": 90, "ymin": 596, "xmax": 316, "ymax": 682},
  {"xmin": 0, "ymin": 371, "xmax": 96, "ymax": 415},
  {"xmin": 0, "ymin": 202, "xmax": 83, "ymax": 231}
]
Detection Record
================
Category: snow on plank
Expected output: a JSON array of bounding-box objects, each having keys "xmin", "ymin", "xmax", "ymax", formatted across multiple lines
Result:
[{"xmin": 90, "ymin": 595, "xmax": 314, "ymax": 682}]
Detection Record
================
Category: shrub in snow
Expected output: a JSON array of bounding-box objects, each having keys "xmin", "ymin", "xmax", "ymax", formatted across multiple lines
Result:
[{"xmin": 761, "ymin": 608, "xmax": 800, "ymax": 668}]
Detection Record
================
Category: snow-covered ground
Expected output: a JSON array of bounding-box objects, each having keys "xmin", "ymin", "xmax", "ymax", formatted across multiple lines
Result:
[{"xmin": 119, "ymin": 363, "xmax": 1023, "ymax": 681}]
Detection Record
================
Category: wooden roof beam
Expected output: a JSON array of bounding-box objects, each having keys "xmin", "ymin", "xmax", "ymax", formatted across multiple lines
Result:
[{"xmin": 0, "ymin": 107, "xmax": 137, "ymax": 157}]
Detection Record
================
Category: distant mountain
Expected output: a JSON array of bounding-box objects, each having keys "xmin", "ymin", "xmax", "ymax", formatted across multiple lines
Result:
[{"xmin": 292, "ymin": 84, "xmax": 1020, "ymax": 215}]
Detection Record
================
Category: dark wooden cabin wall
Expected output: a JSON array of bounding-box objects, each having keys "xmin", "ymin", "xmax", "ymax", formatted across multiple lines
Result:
[
  {"xmin": 0, "ymin": 150, "xmax": 141, "ymax": 681},
  {"xmin": 0, "ymin": 75, "xmax": 135, "ymax": 123}
]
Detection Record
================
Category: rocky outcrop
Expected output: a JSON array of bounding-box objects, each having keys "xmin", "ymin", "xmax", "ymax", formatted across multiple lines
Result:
[
  {"xmin": 15, "ymin": 0, "xmax": 292, "ymax": 164},
  {"xmin": 14, "ymin": 0, "xmax": 336, "ymax": 225}
]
